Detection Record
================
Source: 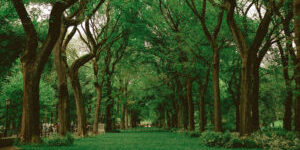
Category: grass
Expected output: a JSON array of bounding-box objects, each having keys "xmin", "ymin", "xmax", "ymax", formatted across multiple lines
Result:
[{"xmin": 20, "ymin": 130, "xmax": 261, "ymax": 150}]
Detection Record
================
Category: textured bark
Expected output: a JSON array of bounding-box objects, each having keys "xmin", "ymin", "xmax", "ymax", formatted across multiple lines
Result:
[
  {"xmin": 11, "ymin": 0, "xmax": 76, "ymax": 143},
  {"xmin": 20, "ymin": 66, "xmax": 41, "ymax": 143},
  {"xmin": 92, "ymin": 58, "xmax": 107, "ymax": 134},
  {"xmin": 69, "ymin": 70, "xmax": 87, "ymax": 136},
  {"xmin": 187, "ymin": 78, "xmax": 195, "ymax": 131},
  {"xmin": 92, "ymin": 84, "xmax": 103, "ymax": 134},
  {"xmin": 212, "ymin": 45, "xmax": 222, "ymax": 132},
  {"xmin": 125, "ymin": 107, "xmax": 129, "ymax": 129},
  {"xmin": 228, "ymin": 59, "xmax": 241, "ymax": 132},
  {"xmin": 277, "ymin": 42, "xmax": 293, "ymax": 131},
  {"xmin": 252, "ymin": 62, "xmax": 260, "ymax": 131},
  {"xmin": 185, "ymin": 0, "xmax": 224, "ymax": 132},
  {"xmin": 69, "ymin": 54, "xmax": 94, "ymax": 137},
  {"xmin": 171, "ymin": 89, "xmax": 178, "ymax": 128},
  {"xmin": 177, "ymin": 105, "xmax": 182, "ymax": 128},
  {"xmin": 54, "ymin": 23, "xmax": 71, "ymax": 136},
  {"xmin": 175, "ymin": 77, "xmax": 188, "ymax": 129},
  {"xmin": 120, "ymin": 104, "xmax": 125, "ymax": 129},
  {"xmin": 294, "ymin": 0, "xmax": 300, "ymax": 132},
  {"xmin": 105, "ymin": 74, "xmax": 114, "ymax": 132},
  {"xmin": 226, "ymin": 0, "xmax": 274, "ymax": 135},
  {"xmin": 198, "ymin": 67, "xmax": 210, "ymax": 132}
]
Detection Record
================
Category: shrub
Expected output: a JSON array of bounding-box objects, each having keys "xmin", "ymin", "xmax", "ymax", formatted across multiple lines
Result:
[
  {"xmin": 43, "ymin": 133, "xmax": 74, "ymax": 146},
  {"xmin": 199, "ymin": 128, "xmax": 298, "ymax": 149},
  {"xmin": 199, "ymin": 131, "xmax": 228, "ymax": 147},
  {"xmin": 187, "ymin": 131, "xmax": 200, "ymax": 138}
]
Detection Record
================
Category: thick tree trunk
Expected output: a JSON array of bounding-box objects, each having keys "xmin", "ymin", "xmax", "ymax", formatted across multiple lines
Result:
[
  {"xmin": 125, "ymin": 107, "xmax": 129, "ymax": 129},
  {"xmin": 120, "ymin": 104, "xmax": 125, "ymax": 129},
  {"xmin": 12, "ymin": 0, "xmax": 72, "ymax": 143},
  {"xmin": 235, "ymin": 99, "xmax": 240, "ymax": 132},
  {"xmin": 187, "ymin": 78, "xmax": 195, "ymax": 131},
  {"xmin": 198, "ymin": 66, "xmax": 210, "ymax": 132},
  {"xmin": 252, "ymin": 62, "xmax": 260, "ymax": 131},
  {"xmin": 19, "ymin": 66, "xmax": 41, "ymax": 143},
  {"xmin": 171, "ymin": 94, "xmax": 178, "ymax": 128},
  {"xmin": 68, "ymin": 53, "xmax": 94, "ymax": 136},
  {"xmin": 177, "ymin": 105, "xmax": 182, "ymax": 128},
  {"xmin": 105, "ymin": 74, "xmax": 114, "ymax": 132},
  {"xmin": 278, "ymin": 43, "xmax": 293, "ymax": 131},
  {"xmin": 93, "ymin": 85, "xmax": 103, "ymax": 134},
  {"xmin": 176, "ymin": 78, "xmax": 188, "ymax": 129},
  {"xmin": 294, "ymin": 0, "xmax": 300, "ymax": 132},
  {"xmin": 212, "ymin": 46, "xmax": 222, "ymax": 132},
  {"xmin": 199, "ymin": 88, "xmax": 206, "ymax": 132},
  {"xmin": 239, "ymin": 57, "xmax": 255, "ymax": 135},
  {"xmin": 54, "ymin": 25, "xmax": 71, "ymax": 136},
  {"xmin": 69, "ymin": 70, "xmax": 87, "ymax": 137}
]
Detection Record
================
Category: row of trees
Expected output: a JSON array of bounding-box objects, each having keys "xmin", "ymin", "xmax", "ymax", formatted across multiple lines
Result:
[{"xmin": 0, "ymin": 0, "xmax": 299, "ymax": 144}]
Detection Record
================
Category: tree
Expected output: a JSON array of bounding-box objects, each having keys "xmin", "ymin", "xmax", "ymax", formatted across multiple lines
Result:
[
  {"xmin": 11, "ymin": 0, "xmax": 82, "ymax": 143},
  {"xmin": 294, "ymin": 0, "xmax": 300, "ymax": 132},
  {"xmin": 225, "ymin": 0, "xmax": 283, "ymax": 135},
  {"xmin": 185, "ymin": 0, "xmax": 224, "ymax": 132}
]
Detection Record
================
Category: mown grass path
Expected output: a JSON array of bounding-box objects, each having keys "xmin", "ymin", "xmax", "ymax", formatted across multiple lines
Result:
[{"xmin": 20, "ymin": 132, "xmax": 260, "ymax": 150}]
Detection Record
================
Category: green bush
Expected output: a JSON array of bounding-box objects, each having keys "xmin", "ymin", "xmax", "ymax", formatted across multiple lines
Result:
[
  {"xmin": 199, "ymin": 129, "xmax": 299, "ymax": 149},
  {"xmin": 199, "ymin": 131, "xmax": 229, "ymax": 147},
  {"xmin": 43, "ymin": 133, "xmax": 74, "ymax": 146},
  {"xmin": 251, "ymin": 128, "xmax": 299, "ymax": 150},
  {"xmin": 187, "ymin": 131, "xmax": 201, "ymax": 138}
]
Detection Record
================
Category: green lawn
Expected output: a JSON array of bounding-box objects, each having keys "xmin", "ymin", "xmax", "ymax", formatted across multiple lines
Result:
[{"xmin": 20, "ymin": 131, "xmax": 260, "ymax": 150}]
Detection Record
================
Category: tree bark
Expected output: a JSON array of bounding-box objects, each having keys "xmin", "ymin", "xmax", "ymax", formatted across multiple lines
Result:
[
  {"xmin": 198, "ymin": 66, "xmax": 210, "ymax": 132},
  {"xmin": 93, "ymin": 84, "xmax": 103, "ymax": 134},
  {"xmin": 187, "ymin": 78, "xmax": 195, "ymax": 131},
  {"xmin": 105, "ymin": 73, "xmax": 114, "ymax": 132},
  {"xmin": 125, "ymin": 107, "xmax": 129, "ymax": 129},
  {"xmin": 294, "ymin": 0, "xmax": 300, "ymax": 132},
  {"xmin": 92, "ymin": 58, "xmax": 106, "ymax": 134},
  {"xmin": 120, "ymin": 104, "xmax": 125, "ymax": 129},
  {"xmin": 11, "ymin": 0, "xmax": 75, "ymax": 143},
  {"xmin": 277, "ymin": 42, "xmax": 293, "ymax": 130},
  {"xmin": 54, "ymin": 23, "xmax": 71, "ymax": 136},
  {"xmin": 212, "ymin": 45, "xmax": 222, "ymax": 132},
  {"xmin": 225, "ymin": 0, "xmax": 274, "ymax": 135},
  {"xmin": 69, "ymin": 70, "xmax": 87, "ymax": 137},
  {"xmin": 252, "ymin": 61, "xmax": 260, "ymax": 131},
  {"xmin": 69, "ymin": 54, "xmax": 94, "ymax": 137}
]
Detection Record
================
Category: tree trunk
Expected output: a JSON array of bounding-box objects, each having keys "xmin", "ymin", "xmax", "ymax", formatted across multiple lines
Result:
[
  {"xmin": 294, "ymin": 0, "xmax": 300, "ymax": 132},
  {"xmin": 278, "ymin": 42, "xmax": 293, "ymax": 131},
  {"xmin": 198, "ymin": 66, "xmax": 210, "ymax": 132},
  {"xmin": 11, "ymin": 0, "xmax": 73, "ymax": 143},
  {"xmin": 187, "ymin": 78, "xmax": 195, "ymax": 131},
  {"xmin": 125, "ymin": 107, "xmax": 129, "ymax": 129},
  {"xmin": 54, "ymin": 24, "xmax": 71, "ymax": 136},
  {"xmin": 105, "ymin": 74, "xmax": 114, "ymax": 132},
  {"xmin": 120, "ymin": 104, "xmax": 125, "ymax": 129},
  {"xmin": 177, "ymin": 105, "xmax": 181, "ymax": 128},
  {"xmin": 93, "ymin": 85, "xmax": 103, "ymax": 134},
  {"xmin": 19, "ymin": 66, "xmax": 41, "ymax": 143},
  {"xmin": 199, "ymin": 87, "xmax": 206, "ymax": 132},
  {"xmin": 239, "ymin": 57, "xmax": 255, "ymax": 135},
  {"xmin": 252, "ymin": 62, "xmax": 260, "ymax": 131},
  {"xmin": 212, "ymin": 46, "xmax": 222, "ymax": 132},
  {"xmin": 69, "ymin": 70, "xmax": 87, "ymax": 137}
]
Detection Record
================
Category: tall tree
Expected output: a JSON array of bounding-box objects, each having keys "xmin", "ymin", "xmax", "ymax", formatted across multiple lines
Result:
[
  {"xmin": 185, "ymin": 0, "xmax": 224, "ymax": 132},
  {"xmin": 53, "ymin": 0, "xmax": 106, "ymax": 136},
  {"xmin": 11, "ymin": 0, "xmax": 80, "ymax": 143},
  {"xmin": 294, "ymin": 0, "xmax": 300, "ymax": 132},
  {"xmin": 225, "ymin": 0, "xmax": 282, "ymax": 135}
]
